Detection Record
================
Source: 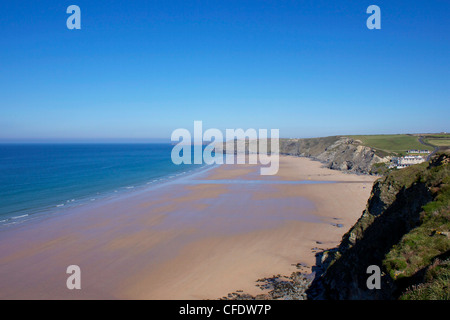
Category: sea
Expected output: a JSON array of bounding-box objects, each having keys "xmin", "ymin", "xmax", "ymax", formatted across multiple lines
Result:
[{"xmin": 0, "ymin": 143, "xmax": 206, "ymax": 227}]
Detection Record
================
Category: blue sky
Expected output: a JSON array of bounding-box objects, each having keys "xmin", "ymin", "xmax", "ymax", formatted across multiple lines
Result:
[{"xmin": 0, "ymin": 0, "xmax": 449, "ymax": 142}]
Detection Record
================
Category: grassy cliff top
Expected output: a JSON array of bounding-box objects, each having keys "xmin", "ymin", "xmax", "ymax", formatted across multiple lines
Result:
[
  {"xmin": 382, "ymin": 153, "xmax": 450, "ymax": 299},
  {"xmin": 319, "ymin": 152, "xmax": 449, "ymax": 300},
  {"xmin": 345, "ymin": 134, "xmax": 434, "ymax": 156}
]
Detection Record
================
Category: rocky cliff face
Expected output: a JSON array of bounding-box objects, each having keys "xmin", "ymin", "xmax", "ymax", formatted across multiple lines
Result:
[
  {"xmin": 311, "ymin": 153, "xmax": 450, "ymax": 300},
  {"xmin": 279, "ymin": 137, "xmax": 386, "ymax": 174},
  {"xmin": 217, "ymin": 136, "xmax": 387, "ymax": 174}
]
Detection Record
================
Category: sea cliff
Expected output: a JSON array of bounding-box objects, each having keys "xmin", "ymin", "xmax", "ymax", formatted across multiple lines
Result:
[
  {"xmin": 310, "ymin": 152, "xmax": 450, "ymax": 300},
  {"xmin": 278, "ymin": 137, "xmax": 387, "ymax": 174},
  {"xmin": 216, "ymin": 136, "xmax": 388, "ymax": 175}
]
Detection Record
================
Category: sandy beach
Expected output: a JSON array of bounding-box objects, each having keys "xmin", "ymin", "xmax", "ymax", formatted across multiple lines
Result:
[{"xmin": 0, "ymin": 156, "xmax": 376, "ymax": 299}]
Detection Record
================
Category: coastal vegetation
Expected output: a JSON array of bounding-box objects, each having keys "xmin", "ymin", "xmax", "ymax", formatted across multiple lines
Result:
[
  {"xmin": 346, "ymin": 134, "xmax": 434, "ymax": 156},
  {"xmin": 383, "ymin": 153, "xmax": 450, "ymax": 299},
  {"xmin": 422, "ymin": 134, "xmax": 450, "ymax": 148},
  {"xmin": 315, "ymin": 152, "xmax": 450, "ymax": 300}
]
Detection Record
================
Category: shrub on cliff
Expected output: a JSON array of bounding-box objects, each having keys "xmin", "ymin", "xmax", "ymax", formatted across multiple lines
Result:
[{"xmin": 318, "ymin": 152, "xmax": 449, "ymax": 300}]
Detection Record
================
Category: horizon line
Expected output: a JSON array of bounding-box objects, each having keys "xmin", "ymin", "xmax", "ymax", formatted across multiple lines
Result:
[{"xmin": 0, "ymin": 131, "xmax": 448, "ymax": 144}]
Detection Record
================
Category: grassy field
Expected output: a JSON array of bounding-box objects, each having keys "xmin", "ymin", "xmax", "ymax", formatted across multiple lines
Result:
[
  {"xmin": 423, "ymin": 134, "xmax": 450, "ymax": 147},
  {"xmin": 346, "ymin": 134, "xmax": 434, "ymax": 156},
  {"xmin": 426, "ymin": 139, "xmax": 450, "ymax": 147},
  {"xmin": 423, "ymin": 134, "xmax": 450, "ymax": 138}
]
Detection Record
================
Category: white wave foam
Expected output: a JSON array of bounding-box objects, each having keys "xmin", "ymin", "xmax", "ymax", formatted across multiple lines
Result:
[{"xmin": 12, "ymin": 214, "xmax": 29, "ymax": 220}]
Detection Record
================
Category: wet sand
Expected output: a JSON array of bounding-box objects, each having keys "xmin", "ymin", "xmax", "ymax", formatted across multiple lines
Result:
[{"xmin": 0, "ymin": 156, "xmax": 376, "ymax": 299}]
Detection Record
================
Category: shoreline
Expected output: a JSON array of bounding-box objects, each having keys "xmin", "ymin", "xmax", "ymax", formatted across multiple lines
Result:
[
  {"xmin": 0, "ymin": 155, "xmax": 376, "ymax": 299},
  {"xmin": 0, "ymin": 162, "xmax": 215, "ymax": 230}
]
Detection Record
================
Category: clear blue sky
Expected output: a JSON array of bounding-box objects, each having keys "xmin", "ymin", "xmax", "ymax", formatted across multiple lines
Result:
[{"xmin": 1, "ymin": 0, "xmax": 449, "ymax": 142}]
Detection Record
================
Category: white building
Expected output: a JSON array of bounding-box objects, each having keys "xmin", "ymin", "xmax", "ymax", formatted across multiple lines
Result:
[
  {"xmin": 391, "ymin": 155, "xmax": 426, "ymax": 169},
  {"xmin": 407, "ymin": 149, "xmax": 430, "ymax": 154}
]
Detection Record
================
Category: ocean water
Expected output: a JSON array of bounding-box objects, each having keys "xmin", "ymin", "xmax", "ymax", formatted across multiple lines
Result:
[{"xmin": 0, "ymin": 143, "xmax": 205, "ymax": 226}]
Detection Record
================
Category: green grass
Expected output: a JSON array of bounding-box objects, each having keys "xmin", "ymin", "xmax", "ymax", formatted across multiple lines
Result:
[
  {"xmin": 369, "ymin": 162, "xmax": 391, "ymax": 175},
  {"xmin": 346, "ymin": 134, "xmax": 434, "ymax": 156},
  {"xmin": 381, "ymin": 155, "xmax": 450, "ymax": 299},
  {"xmin": 424, "ymin": 139, "xmax": 450, "ymax": 147},
  {"xmin": 422, "ymin": 134, "xmax": 450, "ymax": 148},
  {"xmin": 400, "ymin": 259, "xmax": 450, "ymax": 300},
  {"xmin": 423, "ymin": 134, "xmax": 450, "ymax": 139}
]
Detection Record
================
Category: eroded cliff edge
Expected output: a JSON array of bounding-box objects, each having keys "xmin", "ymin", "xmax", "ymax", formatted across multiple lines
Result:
[
  {"xmin": 309, "ymin": 153, "xmax": 450, "ymax": 300},
  {"xmin": 278, "ymin": 137, "xmax": 387, "ymax": 174},
  {"xmin": 217, "ymin": 136, "xmax": 389, "ymax": 175}
]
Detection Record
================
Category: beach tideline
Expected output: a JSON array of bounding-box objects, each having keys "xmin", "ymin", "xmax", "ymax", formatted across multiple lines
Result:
[{"xmin": 0, "ymin": 156, "xmax": 376, "ymax": 299}]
